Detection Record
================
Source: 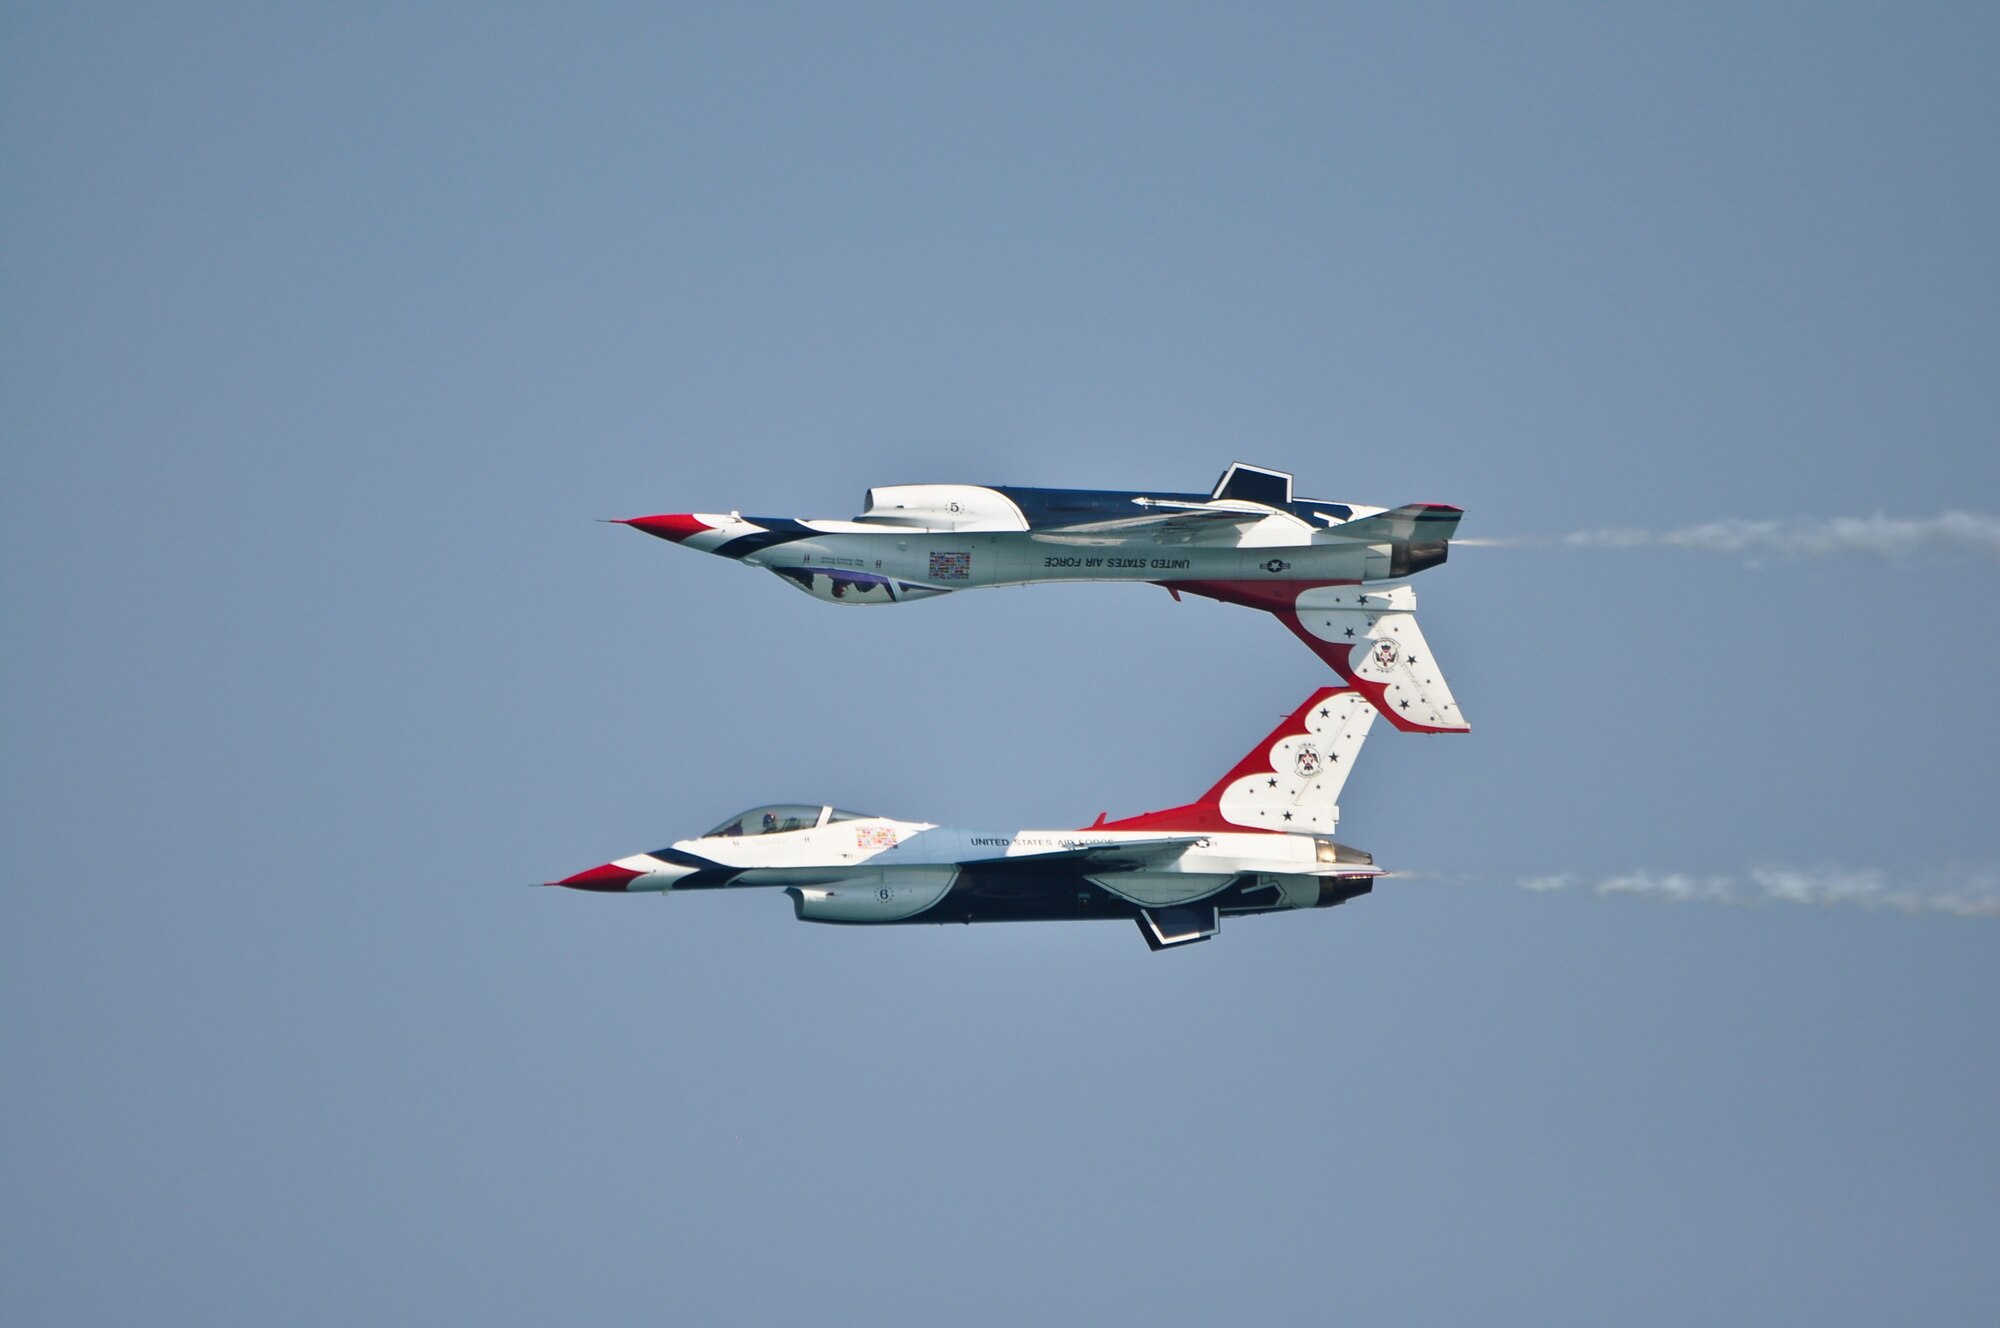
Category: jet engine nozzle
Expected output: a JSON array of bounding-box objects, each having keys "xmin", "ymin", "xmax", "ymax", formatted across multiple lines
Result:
[
  {"xmin": 1314, "ymin": 876, "xmax": 1376, "ymax": 908},
  {"xmin": 1313, "ymin": 838, "xmax": 1374, "ymax": 867},
  {"xmin": 1394, "ymin": 540, "xmax": 1450, "ymax": 577}
]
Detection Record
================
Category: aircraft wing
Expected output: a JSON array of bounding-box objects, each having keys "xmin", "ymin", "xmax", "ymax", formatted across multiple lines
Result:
[
  {"xmin": 1027, "ymin": 503, "xmax": 1305, "ymax": 547},
  {"xmin": 962, "ymin": 836, "xmax": 1209, "ymax": 873}
]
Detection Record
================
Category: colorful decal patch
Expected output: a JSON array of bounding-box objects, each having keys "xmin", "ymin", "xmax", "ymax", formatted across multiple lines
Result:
[
  {"xmin": 1294, "ymin": 744, "xmax": 1323, "ymax": 776},
  {"xmin": 855, "ymin": 826, "xmax": 899, "ymax": 850},
  {"xmin": 928, "ymin": 551, "xmax": 971, "ymax": 580},
  {"xmin": 1372, "ymin": 638, "xmax": 1400, "ymax": 669}
]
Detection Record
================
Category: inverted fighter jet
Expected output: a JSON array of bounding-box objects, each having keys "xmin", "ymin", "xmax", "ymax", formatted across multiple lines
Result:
[
  {"xmin": 619, "ymin": 463, "xmax": 1468, "ymax": 733},
  {"xmin": 546, "ymin": 687, "xmax": 1387, "ymax": 950}
]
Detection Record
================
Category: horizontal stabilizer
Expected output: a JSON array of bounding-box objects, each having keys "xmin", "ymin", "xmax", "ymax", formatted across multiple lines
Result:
[{"xmin": 1328, "ymin": 502, "xmax": 1463, "ymax": 544}]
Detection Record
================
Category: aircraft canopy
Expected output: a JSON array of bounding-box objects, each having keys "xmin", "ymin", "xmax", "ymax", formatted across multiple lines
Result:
[{"xmin": 704, "ymin": 805, "xmax": 876, "ymax": 838}]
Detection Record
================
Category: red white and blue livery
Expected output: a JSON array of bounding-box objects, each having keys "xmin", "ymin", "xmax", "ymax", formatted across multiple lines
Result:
[
  {"xmin": 619, "ymin": 463, "xmax": 1469, "ymax": 733},
  {"xmin": 548, "ymin": 687, "xmax": 1387, "ymax": 950}
]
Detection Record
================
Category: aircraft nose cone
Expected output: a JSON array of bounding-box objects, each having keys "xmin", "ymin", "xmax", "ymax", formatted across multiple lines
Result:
[
  {"xmin": 547, "ymin": 862, "xmax": 644, "ymax": 892},
  {"xmin": 619, "ymin": 514, "xmax": 713, "ymax": 544}
]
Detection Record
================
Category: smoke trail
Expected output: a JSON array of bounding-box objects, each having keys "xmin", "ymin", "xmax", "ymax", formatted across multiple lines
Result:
[
  {"xmin": 1493, "ymin": 865, "xmax": 2000, "ymax": 917},
  {"xmin": 1460, "ymin": 512, "xmax": 2000, "ymax": 560}
]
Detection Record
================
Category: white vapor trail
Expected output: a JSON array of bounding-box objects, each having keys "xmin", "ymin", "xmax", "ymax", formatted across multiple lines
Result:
[
  {"xmin": 1496, "ymin": 865, "xmax": 2000, "ymax": 917},
  {"xmin": 1460, "ymin": 511, "xmax": 2000, "ymax": 559}
]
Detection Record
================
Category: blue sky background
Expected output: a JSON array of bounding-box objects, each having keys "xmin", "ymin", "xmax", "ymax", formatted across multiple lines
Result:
[{"xmin": 4, "ymin": 4, "xmax": 1996, "ymax": 1323}]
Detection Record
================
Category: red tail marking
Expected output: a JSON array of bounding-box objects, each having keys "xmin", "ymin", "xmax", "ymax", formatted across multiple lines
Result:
[
  {"xmin": 1092, "ymin": 687, "xmax": 1348, "ymax": 833},
  {"xmin": 1168, "ymin": 578, "xmax": 1352, "ymax": 613},
  {"xmin": 1170, "ymin": 579, "xmax": 1462, "ymax": 734}
]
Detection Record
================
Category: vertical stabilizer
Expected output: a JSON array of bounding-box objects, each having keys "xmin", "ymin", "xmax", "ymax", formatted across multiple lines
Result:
[
  {"xmin": 1099, "ymin": 688, "xmax": 1376, "ymax": 833},
  {"xmin": 1287, "ymin": 583, "xmax": 1468, "ymax": 732},
  {"xmin": 1170, "ymin": 580, "xmax": 1470, "ymax": 733}
]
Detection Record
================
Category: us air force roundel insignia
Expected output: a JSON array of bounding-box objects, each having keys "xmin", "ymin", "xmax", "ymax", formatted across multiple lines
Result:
[{"xmin": 1294, "ymin": 744, "xmax": 1323, "ymax": 776}]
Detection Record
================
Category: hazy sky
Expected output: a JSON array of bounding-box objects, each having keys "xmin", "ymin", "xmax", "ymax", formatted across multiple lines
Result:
[{"xmin": 4, "ymin": 4, "xmax": 1996, "ymax": 1324}]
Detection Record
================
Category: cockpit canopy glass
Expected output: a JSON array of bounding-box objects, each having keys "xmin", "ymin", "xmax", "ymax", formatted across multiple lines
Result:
[
  {"xmin": 700, "ymin": 805, "xmax": 882, "ymax": 838},
  {"xmin": 704, "ymin": 804, "xmax": 826, "ymax": 838}
]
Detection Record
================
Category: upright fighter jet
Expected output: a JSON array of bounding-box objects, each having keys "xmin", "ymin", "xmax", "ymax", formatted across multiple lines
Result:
[
  {"xmin": 618, "ymin": 463, "xmax": 1469, "ymax": 733},
  {"xmin": 547, "ymin": 688, "xmax": 1385, "ymax": 951}
]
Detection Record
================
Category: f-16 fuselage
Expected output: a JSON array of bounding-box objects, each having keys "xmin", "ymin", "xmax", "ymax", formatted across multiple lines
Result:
[
  {"xmin": 621, "ymin": 463, "xmax": 1470, "ymax": 733},
  {"xmin": 548, "ymin": 687, "xmax": 1384, "ymax": 950}
]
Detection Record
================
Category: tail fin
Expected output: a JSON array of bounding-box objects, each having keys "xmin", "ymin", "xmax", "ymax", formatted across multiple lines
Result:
[
  {"xmin": 1098, "ymin": 688, "xmax": 1376, "ymax": 833},
  {"xmin": 1170, "ymin": 580, "xmax": 1471, "ymax": 733},
  {"xmin": 1286, "ymin": 583, "xmax": 1468, "ymax": 732}
]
